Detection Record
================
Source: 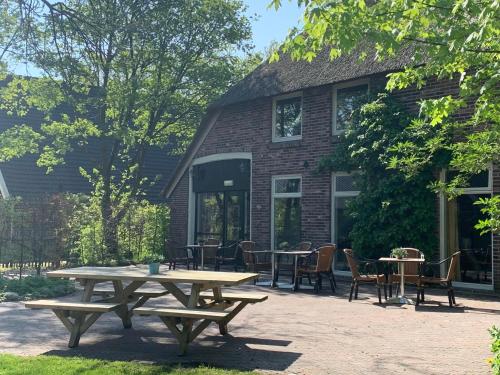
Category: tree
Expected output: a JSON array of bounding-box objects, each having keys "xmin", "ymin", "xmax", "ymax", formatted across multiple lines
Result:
[
  {"xmin": 0, "ymin": 0, "xmax": 254, "ymax": 257},
  {"xmin": 321, "ymin": 94, "xmax": 438, "ymax": 258},
  {"xmin": 273, "ymin": 0, "xmax": 499, "ymax": 234}
]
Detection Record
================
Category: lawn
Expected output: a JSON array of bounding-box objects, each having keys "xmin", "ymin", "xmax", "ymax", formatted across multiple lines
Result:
[{"xmin": 0, "ymin": 355, "xmax": 255, "ymax": 375}]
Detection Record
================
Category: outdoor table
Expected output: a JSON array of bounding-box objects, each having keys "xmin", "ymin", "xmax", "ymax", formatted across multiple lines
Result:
[
  {"xmin": 184, "ymin": 244, "xmax": 220, "ymax": 270},
  {"xmin": 272, "ymin": 250, "xmax": 313, "ymax": 291},
  {"xmin": 44, "ymin": 266, "xmax": 259, "ymax": 352},
  {"xmin": 378, "ymin": 257, "xmax": 425, "ymax": 305}
]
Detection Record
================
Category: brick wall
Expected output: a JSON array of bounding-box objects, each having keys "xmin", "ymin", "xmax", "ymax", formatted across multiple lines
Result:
[{"xmin": 167, "ymin": 74, "xmax": 500, "ymax": 292}]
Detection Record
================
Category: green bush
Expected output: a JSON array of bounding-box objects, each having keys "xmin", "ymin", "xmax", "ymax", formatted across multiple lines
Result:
[
  {"xmin": 70, "ymin": 197, "xmax": 169, "ymax": 265},
  {"xmin": 320, "ymin": 94, "xmax": 438, "ymax": 258},
  {"xmin": 490, "ymin": 326, "xmax": 500, "ymax": 374},
  {"xmin": 0, "ymin": 276, "xmax": 75, "ymax": 300}
]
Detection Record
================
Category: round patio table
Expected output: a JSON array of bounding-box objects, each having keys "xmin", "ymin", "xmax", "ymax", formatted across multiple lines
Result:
[{"xmin": 379, "ymin": 257, "xmax": 425, "ymax": 305}]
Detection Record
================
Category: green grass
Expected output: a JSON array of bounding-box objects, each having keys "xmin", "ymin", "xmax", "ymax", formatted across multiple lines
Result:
[
  {"xmin": 0, "ymin": 276, "xmax": 76, "ymax": 301},
  {"xmin": 0, "ymin": 355, "xmax": 254, "ymax": 375}
]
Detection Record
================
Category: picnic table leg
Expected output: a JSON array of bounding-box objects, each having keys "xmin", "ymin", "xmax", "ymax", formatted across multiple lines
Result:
[
  {"xmin": 66, "ymin": 279, "xmax": 96, "ymax": 347},
  {"xmin": 111, "ymin": 280, "xmax": 132, "ymax": 328},
  {"xmin": 176, "ymin": 284, "xmax": 201, "ymax": 355},
  {"xmin": 212, "ymin": 287, "xmax": 228, "ymax": 335}
]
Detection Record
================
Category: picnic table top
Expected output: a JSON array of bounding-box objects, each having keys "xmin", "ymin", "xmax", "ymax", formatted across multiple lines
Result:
[{"xmin": 47, "ymin": 266, "xmax": 258, "ymax": 285}]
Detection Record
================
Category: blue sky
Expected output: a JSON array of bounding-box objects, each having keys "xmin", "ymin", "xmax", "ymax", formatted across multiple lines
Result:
[
  {"xmin": 244, "ymin": 1, "xmax": 303, "ymax": 52},
  {"xmin": 12, "ymin": 1, "xmax": 303, "ymax": 75}
]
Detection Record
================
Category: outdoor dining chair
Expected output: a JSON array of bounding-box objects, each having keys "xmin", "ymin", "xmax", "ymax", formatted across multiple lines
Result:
[
  {"xmin": 388, "ymin": 248, "xmax": 423, "ymax": 298},
  {"xmin": 216, "ymin": 240, "xmax": 241, "ymax": 271},
  {"xmin": 344, "ymin": 249, "xmax": 386, "ymax": 304},
  {"xmin": 165, "ymin": 240, "xmax": 196, "ymax": 270},
  {"xmin": 200, "ymin": 238, "xmax": 221, "ymax": 270},
  {"xmin": 295, "ymin": 244, "xmax": 336, "ymax": 293},
  {"xmin": 416, "ymin": 251, "xmax": 461, "ymax": 307},
  {"xmin": 241, "ymin": 241, "xmax": 272, "ymax": 284}
]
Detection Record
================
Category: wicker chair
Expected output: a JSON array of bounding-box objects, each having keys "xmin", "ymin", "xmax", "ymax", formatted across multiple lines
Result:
[
  {"xmin": 200, "ymin": 238, "xmax": 221, "ymax": 270},
  {"xmin": 165, "ymin": 240, "xmax": 195, "ymax": 270},
  {"xmin": 388, "ymin": 248, "xmax": 423, "ymax": 298},
  {"xmin": 241, "ymin": 241, "xmax": 272, "ymax": 284},
  {"xmin": 344, "ymin": 249, "xmax": 386, "ymax": 304},
  {"xmin": 295, "ymin": 244, "xmax": 337, "ymax": 293},
  {"xmin": 416, "ymin": 251, "xmax": 461, "ymax": 307},
  {"xmin": 216, "ymin": 240, "xmax": 241, "ymax": 271}
]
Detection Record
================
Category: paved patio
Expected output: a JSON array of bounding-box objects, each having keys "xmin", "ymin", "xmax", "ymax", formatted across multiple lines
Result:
[{"xmin": 0, "ymin": 281, "xmax": 498, "ymax": 374}]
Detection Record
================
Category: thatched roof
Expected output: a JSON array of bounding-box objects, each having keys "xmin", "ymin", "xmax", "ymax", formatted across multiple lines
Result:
[{"xmin": 211, "ymin": 44, "xmax": 417, "ymax": 109}]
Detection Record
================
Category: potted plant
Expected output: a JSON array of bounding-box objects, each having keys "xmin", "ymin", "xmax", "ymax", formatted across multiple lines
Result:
[
  {"xmin": 143, "ymin": 254, "xmax": 164, "ymax": 274},
  {"xmin": 391, "ymin": 247, "xmax": 408, "ymax": 259}
]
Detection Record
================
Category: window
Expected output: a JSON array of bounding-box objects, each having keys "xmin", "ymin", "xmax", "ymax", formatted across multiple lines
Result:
[
  {"xmin": 331, "ymin": 173, "xmax": 360, "ymax": 271},
  {"xmin": 272, "ymin": 176, "xmax": 302, "ymax": 249},
  {"xmin": 443, "ymin": 168, "xmax": 493, "ymax": 286},
  {"xmin": 333, "ymin": 81, "xmax": 369, "ymax": 134},
  {"xmin": 272, "ymin": 93, "xmax": 302, "ymax": 141}
]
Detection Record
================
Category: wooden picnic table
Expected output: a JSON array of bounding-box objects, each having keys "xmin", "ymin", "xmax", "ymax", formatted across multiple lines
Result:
[{"xmin": 26, "ymin": 266, "xmax": 266, "ymax": 355}]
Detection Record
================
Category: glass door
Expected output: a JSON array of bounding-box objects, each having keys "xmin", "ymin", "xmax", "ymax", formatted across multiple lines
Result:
[{"xmin": 195, "ymin": 191, "xmax": 249, "ymax": 244}]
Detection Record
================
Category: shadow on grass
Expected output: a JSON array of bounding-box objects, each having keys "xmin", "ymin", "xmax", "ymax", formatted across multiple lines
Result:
[{"xmin": 42, "ymin": 332, "xmax": 299, "ymax": 372}]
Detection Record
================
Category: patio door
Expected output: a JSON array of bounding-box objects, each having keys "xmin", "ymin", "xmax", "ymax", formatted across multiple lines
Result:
[
  {"xmin": 193, "ymin": 159, "xmax": 250, "ymax": 244},
  {"xmin": 195, "ymin": 191, "xmax": 249, "ymax": 244}
]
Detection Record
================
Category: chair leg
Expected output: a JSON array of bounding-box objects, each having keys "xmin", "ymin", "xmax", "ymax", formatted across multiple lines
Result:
[
  {"xmin": 389, "ymin": 283, "xmax": 392, "ymax": 298},
  {"xmin": 416, "ymin": 287, "xmax": 420, "ymax": 306},
  {"xmin": 314, "ymin": 273, "xmax": 320, "ymax": 294},
  {"xmin": 354, "ymin": 281, "xmax": 359, "ymax": 300},
  {"xmin": 331, "ymin": 270, "xmax": 337, "ymax": 288},
  {"xmin": 349, "ymin": 281, "xmax": 355, "ymax": 302},
  {"xmin": 421, "ymin": 288, "xmax": 425, "ymax": 302},
  {"xmin": 307, "ymin": 274, "xmax": 312, "ymax": 285},
  {"xmin": 383, "ymin": 283, "xmax": 387, "ymax": 300},
  {"xmin": 327, "ymin": 272, "xmax": 335, "ymax": 293},
  {"xmin": 377, "ymin": 284, "xmax": 382, "ymax": 304},
  {"xmin": 451, "ymin": 289, "xmax": 456, "ymax": 305}
]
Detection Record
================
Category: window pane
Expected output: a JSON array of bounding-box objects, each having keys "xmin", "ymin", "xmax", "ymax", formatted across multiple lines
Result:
[
  {"xmin": 196, "ymin": 192, "xmax": 223, "ymax": 242},
  {"xmin": 275, "ymin": 178, "xmax": 301, "ymax": 194},
  {"xmin": 275, "ymin": 97, "xmax": 302, "ymax": 138},
  {"xmin": 334, "ymin": 196, "xmax": 355, "ymax": 271},
  {"xmin": 447, "ymin": 193, "xmax": 492, "ymax": 285},
  {"xmin": 446, "ymin": 170, "xmax": 489, "ymax": 189},
  {"xmin": 274, "ymin": 197, "xmax": 301, "ymax": 249},
  {"xmin": 336, "ymin": 84, "xmax": 368, "ymax": 132},
  {"xmin": 335, "ymin": 175, "xmax": 359, "ymax": 193}
]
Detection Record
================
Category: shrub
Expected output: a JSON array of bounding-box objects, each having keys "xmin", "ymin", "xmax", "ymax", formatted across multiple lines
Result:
[
  {"xmin": 490, "ymin": 326, "xmax": 500, "ymax": 374},
  {"xmin": 0, "ymin": 276, "xmax": 75, "ymax": 300}
]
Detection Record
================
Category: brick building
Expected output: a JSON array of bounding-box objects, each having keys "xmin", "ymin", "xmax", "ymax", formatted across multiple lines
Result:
[{"xmin": 163, "ymin": 46, "xmax": 499, "ymax": 292}]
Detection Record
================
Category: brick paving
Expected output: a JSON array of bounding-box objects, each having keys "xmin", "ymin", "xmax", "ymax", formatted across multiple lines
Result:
[{"xmin": 0, "ymin": 281, "xmax": 498, "ymax": 374}]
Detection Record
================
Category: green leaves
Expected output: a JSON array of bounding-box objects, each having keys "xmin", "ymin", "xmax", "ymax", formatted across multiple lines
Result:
[{"xmin": 0, "ymin": 125, "xmax": 43, "ymax": 162}]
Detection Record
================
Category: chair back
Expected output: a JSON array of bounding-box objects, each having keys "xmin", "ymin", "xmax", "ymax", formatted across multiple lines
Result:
[
  {"xmin": 343, "ymin": 249, "xmax": 360, "ymax": 279},
  {"xmin": 398, "ymin": 248, "xmax": 422, "ymax": 275},
  {"xmin": 202, "ymin": 238, "xmax": 220, "ymax": 260},
  {"xmin": 315, "ymin": 244, "xmax": 336, "ymax": 272},
  {"xmin": 446, "ymin": 251, "xmax": 461, "ymax": 281},
  {"xmin": 295, "ymin": 241, "xmax": 313, "ymax": 251},
  {"xmin": 241, "ymin": 241, "xmax": 256, "ymax": 266}
]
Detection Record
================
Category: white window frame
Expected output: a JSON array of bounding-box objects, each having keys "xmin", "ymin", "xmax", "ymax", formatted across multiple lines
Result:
[
  {"xmin": 272, "ymin": 92, "xmax": 303, "ymax": 143},
  {"xmin": 331, "ymin": 172, "xmax": 360, "ymax": 274},
  {"xmin": 332, "ymin": 79, "xmax": 370, "ymax": 135},
  {"xmin": 439, "ymin": 167, "xmax": 494, "ymax": 290},
  {"xmin": 0, "ymin": 169, "xmax": 9, "ymax": 198},
  {"xmin": 271, "ymin": 175, "xmax": 302, "ymax": 250}
]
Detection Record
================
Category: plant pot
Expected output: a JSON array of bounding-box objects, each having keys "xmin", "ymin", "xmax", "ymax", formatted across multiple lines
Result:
[{"xmin": 149, "ymin": 262, "xmax": 160, "ymax": 274}]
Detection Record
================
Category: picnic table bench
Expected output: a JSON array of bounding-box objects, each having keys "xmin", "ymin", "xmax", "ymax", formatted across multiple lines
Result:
[{"xmin": 25, "ymin": 266, "xmax": 267, "ymax": 355}]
